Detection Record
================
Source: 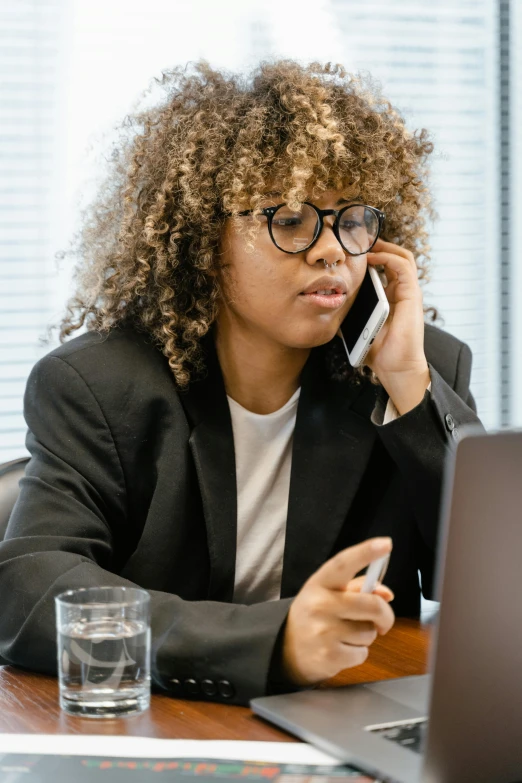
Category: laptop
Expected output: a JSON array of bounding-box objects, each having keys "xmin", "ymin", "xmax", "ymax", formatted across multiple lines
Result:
[{"xmin": 251, "ymin": 428, "xmax": 522, "ymax": 783}]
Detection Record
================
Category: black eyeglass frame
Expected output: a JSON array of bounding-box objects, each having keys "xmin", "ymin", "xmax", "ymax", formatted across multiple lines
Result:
[{"xmin": 237, "ymin": 202, "xmax": 385, "ymax": 256}]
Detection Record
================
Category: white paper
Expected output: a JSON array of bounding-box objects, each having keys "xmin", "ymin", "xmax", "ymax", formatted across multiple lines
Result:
[{"xmin": 0, "ymin": 735, "xmax": 341, "ymax": 765}]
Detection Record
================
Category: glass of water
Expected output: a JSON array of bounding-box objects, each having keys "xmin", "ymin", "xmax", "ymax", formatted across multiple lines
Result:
[{"xmin": 55, "ymin": 586, "xmax": 151, "ymax": 718}]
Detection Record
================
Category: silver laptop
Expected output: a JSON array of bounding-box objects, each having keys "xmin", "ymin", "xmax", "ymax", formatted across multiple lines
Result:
[{"xmin": 251, "ymin": 429, "xmax": 522, "ymax": 783}]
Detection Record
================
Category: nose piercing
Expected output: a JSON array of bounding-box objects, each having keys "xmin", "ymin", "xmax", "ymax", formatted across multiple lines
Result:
[{"xmin": 323, "ymin": 260, "xmax": 338, "ymax": 269}]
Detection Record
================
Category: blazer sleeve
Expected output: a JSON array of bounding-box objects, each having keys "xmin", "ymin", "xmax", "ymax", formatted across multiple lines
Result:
[
  {"xmin": 370, "ymin": 341, "xmax": 484, "ymax": 599},
  {"xmin": 0, "ymin": 355, "xmax": 292, "ymax": 706}
]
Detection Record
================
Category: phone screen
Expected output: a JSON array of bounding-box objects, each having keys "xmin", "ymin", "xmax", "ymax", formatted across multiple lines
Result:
[{"xmin": 339, "ymin": 268, "xmax": 379, "ymax": 353}]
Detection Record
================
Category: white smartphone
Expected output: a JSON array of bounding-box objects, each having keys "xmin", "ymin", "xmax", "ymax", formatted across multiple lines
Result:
[
  {"xmin": 361, "ymin": 553, "xmax": 390, "ymax": 594},
  {"xmin": 338, "ymin": 265, "xmax": 390, "ymax": 368}
]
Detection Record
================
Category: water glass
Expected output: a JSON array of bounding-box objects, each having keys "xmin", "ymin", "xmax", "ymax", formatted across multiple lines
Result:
[{"xmin": 55, "ymin": 586, "xmax": 151, "ymax": 718}]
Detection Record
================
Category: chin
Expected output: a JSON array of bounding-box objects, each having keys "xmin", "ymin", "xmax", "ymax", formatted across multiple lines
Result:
[{"xmin": 284, "ymin": 322, "xmax": 340, "ymax": 350}]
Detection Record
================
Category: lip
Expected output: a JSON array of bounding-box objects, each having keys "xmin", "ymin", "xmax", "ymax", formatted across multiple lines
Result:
[
  {"xmin": 300, "ymin": 276, "xmax": 348, "ymax": 296},
  {"xmin": 299, "ymin": 275, "xmax": 348, "ymax": 310}
]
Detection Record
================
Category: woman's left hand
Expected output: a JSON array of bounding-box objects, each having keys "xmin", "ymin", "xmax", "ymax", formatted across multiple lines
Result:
[{"xmin": 364, "ymin": 238, "xmax": 431, "ymax": 416}]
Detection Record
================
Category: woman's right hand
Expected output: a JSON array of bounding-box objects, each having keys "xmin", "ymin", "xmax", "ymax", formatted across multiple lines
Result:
[{"xmin": 281, "ymin": 538, "xmax": 395, "ymax": 687}]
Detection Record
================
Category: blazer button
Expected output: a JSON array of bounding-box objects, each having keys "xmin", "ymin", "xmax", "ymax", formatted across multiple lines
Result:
[
  {"xmin": 169, "ymin": 678, "xmax": 182, "ymax": 695},
  {"xmin": 201, "ymin": 679, "xmax": 217, "ymax": 697},
  {"xmin": 445, "ymin": 413, "xmax": 455, "ymax": 432},
  {"xmin": 183, "ymin": 678, "xmax": 200, "ymax": 696},
  {"xmin": 217, "ymin": 680, "xmax": 235, "ymax": 699}
]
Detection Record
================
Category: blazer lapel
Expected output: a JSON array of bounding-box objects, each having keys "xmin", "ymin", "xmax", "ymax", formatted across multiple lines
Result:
[
  {"xmin": 180, "ymin": 338, "xmax": 379, "ymax": 602},
  {"xmin": 280, "ymin": 354, "xmax": 378, "ymax": 598},
  {"xmin": 180, "ymin": 342, "xmax": 237, "ymax": 602}
]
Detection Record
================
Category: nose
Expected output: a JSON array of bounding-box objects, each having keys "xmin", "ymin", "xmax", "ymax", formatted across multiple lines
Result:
[{"xmin": 304, "ymin": 217, "xmax": 345, "ymax": 267}]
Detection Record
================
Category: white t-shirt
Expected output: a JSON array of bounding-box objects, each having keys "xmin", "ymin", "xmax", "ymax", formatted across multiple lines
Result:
[
  {"xmin": 228, "ymin": 386, "xmax": 427, "ymax": 604},
  {"xmin": 228, "ymin": 388, "xmax": 300, "ymax": 605}
]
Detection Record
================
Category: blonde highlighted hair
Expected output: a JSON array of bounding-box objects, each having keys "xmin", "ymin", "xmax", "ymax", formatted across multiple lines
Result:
[{"xmin": 59, "ymin": 60, "xmax": 434, "ymax": 386}]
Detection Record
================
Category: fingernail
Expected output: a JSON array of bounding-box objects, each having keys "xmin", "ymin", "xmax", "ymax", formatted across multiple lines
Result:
[{"xmin": 371, "ymin": 537, "xmax": 392, "ymax": 552}]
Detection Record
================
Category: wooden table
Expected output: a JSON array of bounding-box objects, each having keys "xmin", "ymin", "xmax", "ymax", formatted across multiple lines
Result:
[{"xmin": 0, "ymin": 619, "xmax": 430, "ymax": 740}]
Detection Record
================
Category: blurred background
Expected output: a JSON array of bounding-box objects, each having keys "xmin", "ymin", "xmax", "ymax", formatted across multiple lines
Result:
[{"xmin": 1, "ymin": 0, "xmax": 520, "ymax": 462}]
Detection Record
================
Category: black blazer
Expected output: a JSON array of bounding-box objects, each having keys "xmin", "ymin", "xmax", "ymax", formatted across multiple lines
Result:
[{"xmin": 0, "ymin": 324, "xmax": 482, "ymax": 705}]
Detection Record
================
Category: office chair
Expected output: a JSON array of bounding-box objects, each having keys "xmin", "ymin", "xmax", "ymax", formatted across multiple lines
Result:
[{"xmin": 0, "ymin": 457, "xmax": 30, "ymax": 541}]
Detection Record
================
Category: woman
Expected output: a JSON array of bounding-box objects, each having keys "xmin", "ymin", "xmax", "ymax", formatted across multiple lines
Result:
[{"xmin": 0, "ymin": 61, "xmax": 481, "ymax": 704}]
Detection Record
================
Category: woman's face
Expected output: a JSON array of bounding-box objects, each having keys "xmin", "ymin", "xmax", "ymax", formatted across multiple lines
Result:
[{"xmin": 217, "ymin": 189, "xmax": 368, "ymax": 350}]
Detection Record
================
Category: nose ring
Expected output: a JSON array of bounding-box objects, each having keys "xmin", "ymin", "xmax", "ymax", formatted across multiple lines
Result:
[{"xmin": 323, "ymin": 260, "xmax": 338, "ymax": 269}]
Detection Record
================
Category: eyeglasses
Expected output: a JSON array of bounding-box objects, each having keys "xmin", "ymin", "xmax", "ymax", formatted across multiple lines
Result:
[{"xmin": 238, "ymin": 202, "xmax": 385, "ymax": 256}]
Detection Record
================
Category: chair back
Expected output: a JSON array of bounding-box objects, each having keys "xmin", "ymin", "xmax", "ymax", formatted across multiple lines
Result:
[{"xmin": 0, "ymin": 457, "xmax": 30, "ymax": 541}]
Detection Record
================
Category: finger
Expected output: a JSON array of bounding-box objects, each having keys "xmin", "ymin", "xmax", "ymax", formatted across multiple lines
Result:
[
  {"xmin": 367, "ymin": 251, "xmax": 420, "ymax": 287},
  {"xmin": 345, "ymin": 575, "xmax": 368, "ymax": 591},
  {"xmin": 370, "ymin": 238, "xmax": 416, "ymax": 267},
  {"xmin": 337, "ymin": 644, "xmax": 369, "ymax": 670},
  {"xmin": 311, "ymin": 538, "xmax": 393, "ymax": 591},
  {"xmin": 338, "ymin": 619, "xmax": 378, "ymax": 647},
  {"xmin": 367, "ymin": 256, "xmax": 421, "ymax": 304},
  {"xmin": 373, "ymin": 584, "xmax": 394, "ymax": 602},
  {"xmin": 334, "ymin": 591, "xmax": 396, "ymax": 635},
  {"xmin": 320, "ymin": 642, "xmax": 370, "ymax": 676},
  {"xmin": 346, "ymin": 577, "xmax": 394, "ymax": 602},
  {"xmin": 376, "ymin": 277, "xmax": 400, "ymax": 306},
  {"xmin": 367, "ymin": 255, "xmax": 398, "ymax": 288}
]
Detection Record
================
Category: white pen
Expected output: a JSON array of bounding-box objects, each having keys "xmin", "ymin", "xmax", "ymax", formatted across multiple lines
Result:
[{"xmin": 361, "ymin": 553, "xmax": 390, "ymax": 594}]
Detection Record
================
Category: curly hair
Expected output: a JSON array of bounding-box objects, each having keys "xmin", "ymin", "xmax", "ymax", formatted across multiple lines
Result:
[{"xmin": 59, "ymin": 59, "xmax": 434, "ymax": 387}]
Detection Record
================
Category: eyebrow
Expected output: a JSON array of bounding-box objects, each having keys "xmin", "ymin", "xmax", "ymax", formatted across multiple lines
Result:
[
  {"xmin": 335, "ymin": 196, "xmax": 362, "ymax": 206},
  {"xmin": 262, "ymin": 193, "xmax": 363, "ymax": 205}
]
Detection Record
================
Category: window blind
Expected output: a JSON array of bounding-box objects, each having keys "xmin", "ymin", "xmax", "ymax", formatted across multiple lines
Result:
[
  {"xmin": 511, "ymin": 0, "xmax": 522, "ymax": 424},
  {"xmin": 329, "ymin": 0, "xmax": 500, "ymax": 426},
  {"xmin": 0, "ymin": 0, "xmax": 64, "ymax": 462},
  {"xmin": 0, "ymin": 0, "xmax": 504, "ymax": 465}
]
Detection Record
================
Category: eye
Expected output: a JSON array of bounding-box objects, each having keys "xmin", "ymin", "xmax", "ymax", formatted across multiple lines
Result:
[
  {"xmin": 273, "ymin": 216, "xmax": 303, "ymax": 228},
  {"xmin": 340, "ymin": 219, "xmax": 363, "ymax": 232}
]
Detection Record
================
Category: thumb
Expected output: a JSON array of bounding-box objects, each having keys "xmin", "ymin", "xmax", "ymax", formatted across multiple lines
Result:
[{"xmin": 311, "ymin": 537, "xmax": 392, "ymax": 592}]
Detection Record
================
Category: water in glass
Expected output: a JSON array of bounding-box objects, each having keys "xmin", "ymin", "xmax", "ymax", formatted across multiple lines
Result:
[{"xmin": 58, "ymin": 617, "xmax": 150, "ymax": 718}]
